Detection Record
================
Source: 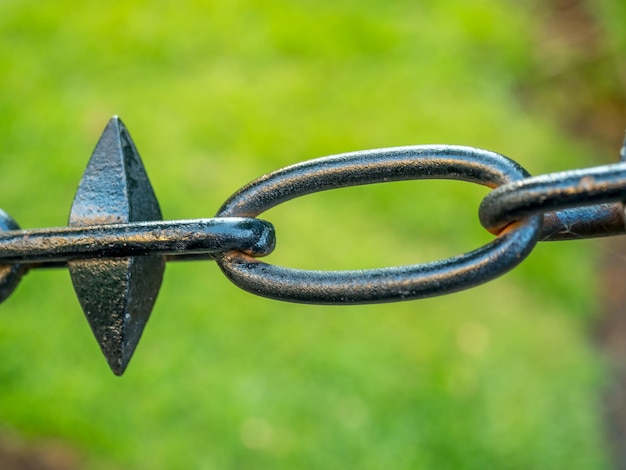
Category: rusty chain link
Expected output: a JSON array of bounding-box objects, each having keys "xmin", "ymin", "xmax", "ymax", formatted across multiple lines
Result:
[{"xmin": 1, "ymin": 116, "xmax": 624, "ymax": 374}]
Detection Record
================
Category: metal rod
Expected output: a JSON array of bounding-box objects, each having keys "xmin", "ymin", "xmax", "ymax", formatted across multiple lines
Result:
[{"xmin": 0, "ymin": 217, "xmax": 275, "ymax": 265}]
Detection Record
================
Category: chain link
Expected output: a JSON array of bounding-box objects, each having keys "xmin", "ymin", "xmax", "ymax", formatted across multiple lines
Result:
[
  {"xmin": 1, "ymin": 117, "xmax": 624, "ymax": 373},
  {"xmin": 480, "ymin": 162, "xmax": 626, "ymax": 239},
  {"xmin": 214, "ymin": 145, "xmax": 542, "ymax": 303}
]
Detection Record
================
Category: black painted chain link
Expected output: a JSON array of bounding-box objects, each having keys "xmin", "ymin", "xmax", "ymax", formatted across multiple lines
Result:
[{"xmin": 1, "ymin": 116, "xmax": 624, "ymax": 374}]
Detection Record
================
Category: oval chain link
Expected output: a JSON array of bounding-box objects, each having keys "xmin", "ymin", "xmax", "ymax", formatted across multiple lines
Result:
[{"xmin": 215, "ymin": 145, "xmax": 542, "ymax": 304}]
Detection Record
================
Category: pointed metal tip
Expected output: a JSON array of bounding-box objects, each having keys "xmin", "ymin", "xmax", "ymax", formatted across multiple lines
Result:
[
  {"xmin": 103, "ymin": 115, "xmax": 122, "ymax": 133},
  {"xmin": 101, "ymin": 322, "xmax": 146, "ymax": 376},
  {"xmin": 108, "ymin": 351, "xmax": 132, "ymax": 376},
  {"xmin": 110, "ymin": 361, "xmax": 128, "ymax": 376},
  {"xmin": 109, "ymin": 115, "xmax": 126, "ymax": 130}
]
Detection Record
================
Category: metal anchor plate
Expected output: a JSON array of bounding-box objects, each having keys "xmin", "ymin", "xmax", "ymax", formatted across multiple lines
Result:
[{"xmin": 68, "ymin": 117, "xmax": 164, "ymax": 375}]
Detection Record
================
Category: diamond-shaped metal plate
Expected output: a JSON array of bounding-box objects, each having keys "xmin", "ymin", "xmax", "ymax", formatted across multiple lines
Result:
[{"xmin": 68, "ymin": 117, "xmax": 164, "ymax": 375}]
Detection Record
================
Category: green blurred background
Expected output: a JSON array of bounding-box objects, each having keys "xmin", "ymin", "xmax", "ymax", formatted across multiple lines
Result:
[{"xmin": 0, "ymin": 0, "xmax": 624, "ymax": 468}]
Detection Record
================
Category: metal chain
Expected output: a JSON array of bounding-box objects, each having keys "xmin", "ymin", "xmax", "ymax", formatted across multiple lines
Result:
[{"xmin": 1, "ymin": 116, "xmax": 624, "ymax": 374}]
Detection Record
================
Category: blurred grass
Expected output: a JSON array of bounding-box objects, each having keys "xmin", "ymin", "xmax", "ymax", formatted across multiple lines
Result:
[{"xmin": 0, "ymin": 0, "xmax": 619, "ymax": 468}]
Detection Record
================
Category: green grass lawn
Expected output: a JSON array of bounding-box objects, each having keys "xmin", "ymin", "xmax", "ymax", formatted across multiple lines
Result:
[{"xmin": 0, "ymin": 1, "xmax": 620, "ymax": 468}]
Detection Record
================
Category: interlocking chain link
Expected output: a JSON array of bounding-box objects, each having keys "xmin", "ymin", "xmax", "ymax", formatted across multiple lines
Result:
[
  {"xmin": 1, "ymin": 116, "xmax": 624, "ymax": 374},
  {"xmin": 214, "ymin": 145, "xmax": 543, "ymax": 303}
]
